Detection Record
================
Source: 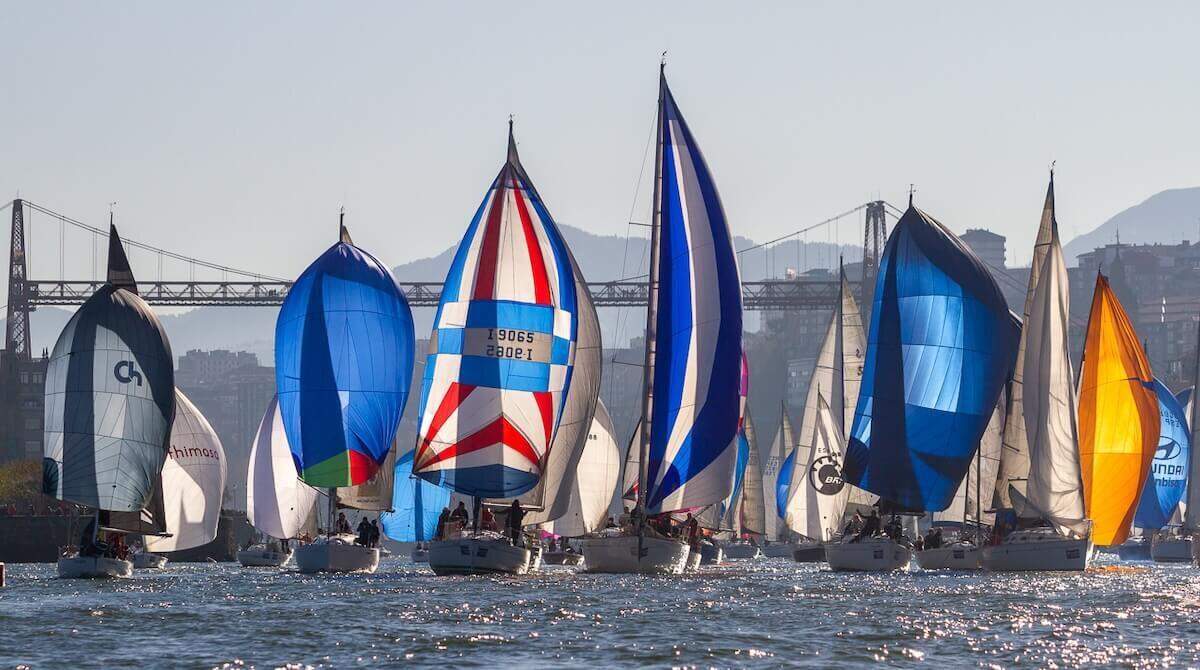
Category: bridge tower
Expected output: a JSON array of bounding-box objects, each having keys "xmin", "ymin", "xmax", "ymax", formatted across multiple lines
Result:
[
  {"xmin": 5, "ymin": 199, "xmax": 30, "ymax": 359},
  {"xmin": 859, "ymin": 200, "xmax": 887, "ymax": 320}
]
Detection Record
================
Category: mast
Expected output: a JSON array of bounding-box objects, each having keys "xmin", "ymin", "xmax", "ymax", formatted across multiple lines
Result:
[
  {"xmin": 834, "ymin": 258, "xmax": 845, "ymax": 434},
  {"xmin": 636, "ymin": 62, "xmax": 667, "ymax": 518}
]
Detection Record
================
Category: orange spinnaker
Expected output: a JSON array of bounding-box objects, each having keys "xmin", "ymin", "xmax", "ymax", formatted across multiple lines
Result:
[{"xmin": 1078, "ymin": 274, "xmax": 1159, "ymax": 546}]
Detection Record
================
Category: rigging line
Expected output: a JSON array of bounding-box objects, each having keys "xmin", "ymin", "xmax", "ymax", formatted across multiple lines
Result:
[
  {"xmin": 737, "ymin": 203, "xmax": 869, "ymax": 256},
  {"xmin": 22, "ymin": 200, "xmax": 287, "ymax": 281}
]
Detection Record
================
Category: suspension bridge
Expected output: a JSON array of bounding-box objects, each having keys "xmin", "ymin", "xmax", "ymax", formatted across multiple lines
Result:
[{"xmin": 2, "ymin": 198, "xmax": 895, "ymax": 359}]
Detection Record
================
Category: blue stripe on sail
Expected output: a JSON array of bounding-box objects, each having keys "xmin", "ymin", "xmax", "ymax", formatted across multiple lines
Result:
[
  {"xmin": 720, "ymin": 429, "xmax": 751, "ymax": 520},
  {"xmin": 777, "ymin": 447, "xmax": 796, "ymax": 520},
  {"xmin": 458, "ymin": 356, "xmax": 551, "ymax": 392},
  {"xmin": 424, "ymin": 463, "xmax": 539, "ymax": 499},
  {"xmin": 843, "ymin": 207, "xmax": 1017, "ymax": 511},
  {"xmin": 465, "ymin": 301, "xmax": 555, "ymax": 333},
  {"xmin": 436, "ymin": 328, "xmax": 464, "ymax": 355},
  {"xmin": 526, "ymin": 192, "xmax": 578, "ymax": 320},
  {"xmin": 646, "ymin": 85, "xmax": 743, "ymax": 511},
  {"xmin": 1134, "ymin": 379, "xmax": 1189, "ymax": 529},
  {"xmin": 381, "ymin": 449, "xmax": 451, "ymax": 542},
  {"xmin": 551, "ymin": 337, "xmax": 571, "ymax": 365}
]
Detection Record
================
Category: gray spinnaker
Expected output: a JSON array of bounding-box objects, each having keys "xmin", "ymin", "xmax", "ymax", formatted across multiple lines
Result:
[{"xmin": 42, "ymin": 225, "xmax": 176, "ymax": 514}]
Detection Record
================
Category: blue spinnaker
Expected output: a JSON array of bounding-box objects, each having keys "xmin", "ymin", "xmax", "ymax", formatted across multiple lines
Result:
[
  {"xmin": 777, "ymin": 447, "xmax": 796, "ymax": 520},
  {"xmin": 842, "ymin": 205, "xmax": 1019, "ymax": 511},
  {"xmin": 382, "ymin": 448, "xmax": 451, "ymax": 542},
  {"xmin": 1134, "ymin": 379, "xmax": 1189, "ymax": 529}
]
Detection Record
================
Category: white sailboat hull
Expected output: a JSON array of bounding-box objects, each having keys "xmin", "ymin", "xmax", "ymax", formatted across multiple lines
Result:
[
  {"xmin": 1150, "ymin": 535, "xmax": 1193, "ymax": 563},
  {"xmin": 131, "ymin": 552, "xmax": 168, "ymax": 569},
  {"xmin": 237, "ymin": 545, "xmax": 293, "ymax": 567},
  {"xmin": 57, "ymin": 556, "xmax": 133, "ymax": 579},
  {"xmin": 723, "ymin": 542, "xmax": 761, "ymax": 560},
  {"xmin": 981, "ymin": 530, "xmax": 1092, "ymax": 571},
  {"xmin": 761, "ymin": 543, "xmax": 795, "ymax": 559},
  {"xmin": 825, "ymin": 538, "xmax": 911, "ymax": 571},
  {"xmin": 294, "ymin": 535, "xmax": 380, "ymax": 574},
  {"xmin": 915, "ymin": 544, "xmax": 982, "ymax": 570},
  {"xmin": 428, "ymin": 538, "xmax": 530, "ymax": 576},
  {"xmin": 580, "ymin": 534, "xmax": 690, "ymax": 574}
]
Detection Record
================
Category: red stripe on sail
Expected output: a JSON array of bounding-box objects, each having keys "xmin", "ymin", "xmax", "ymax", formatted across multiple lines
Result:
[
  {"xmin": 534, "ymin": 391, "xmax": 553, "ymax": 457},
  {"xmin": 416, "ymin": 382, "xmax": 477, "ymax": 467},
  {"xmin": 418, "ymin": 416, "xmax": 540, "ymax": 471},
  {"xmin": 511, "ymin": 176, "xmax": 552, "ymax": 305},
  {"xmin": 472, "ymin": 185, "xmax": 507, "ymax": 300}
]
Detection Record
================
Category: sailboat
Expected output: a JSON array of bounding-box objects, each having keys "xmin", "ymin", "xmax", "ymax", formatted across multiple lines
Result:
[
  {"xmin": 581, "ymin": 65, "xmax": 743, "ymax": 574},
  {"xmin": 782, "ymin": 268, "xmax": 865, "ymax": 562},
  {"xmin": 1078, "ymin": 274, "xmax": 1159, "ymax": 551},
  {"xmin": 832, "ymin": 199, "xmax": 1018, "ymax": 572},
  {"xmin": 136, "ymin": 389, "xmax": 226, "ymax": 568},
  {"xmin": 1135, "ymin": 380, "xmax": 1191, "ymax": 561},
  {"xmin": 916, "ymin": 398, "xmax": 1004, "ymax": 570},
  {"xmin": 761, "ymin": 405, "xmax": 792, "ymax": 553},
  {"xmin": 43, "ymin": 224, "xmax": 176, "ymax": 579},
  {"xmin": 414, "ymin": 122, "xmax": 584, "ymax": 576},
  {"xmin": 984, "ymin": 172, "xmax": 1093, "ymax": 571},
  {"xmin": 1184, "ymin": 350, "xmax": 1200, "ymax": 563},
  {"xmin": 240, "ymin": 395, "xmax": 319, "ymax": 567},
  {"xmin": 539, "ymin": 399, "xmax": 621, "ymax": 565},
  {"xmin": 276, "ymin": 213, "xmax": 416, "ymax": 574},
  {"xmin": 723, "ymin": 410, "xmax": 767, "ymax": 560}
]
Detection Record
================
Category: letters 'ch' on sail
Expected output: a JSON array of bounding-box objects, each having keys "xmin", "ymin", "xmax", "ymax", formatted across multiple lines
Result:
[
  {"xmin": 274, "ymin": 218, "xmax": 416, "ymax": 488},
  {"xmin": 1078, "ymin": 273, "xmax": 1159, "ymax": 546},
  {"xmin": 413, "ymin": 124, "xmax": 580, "ymax": 499},
  {"xmin": 146, "ymin": 389, "xmax": 227, "ymax": 552},
  {"xmin": 642, "ymin": 71, "xmax": 744, "ymax": 514},
  {"xmin": 42, "ymin": 224, "xmax": 176, "ymax": 530},
  {"xmin": 843, "ymin": 204, "xmax": 1019, "ymax": 512}
]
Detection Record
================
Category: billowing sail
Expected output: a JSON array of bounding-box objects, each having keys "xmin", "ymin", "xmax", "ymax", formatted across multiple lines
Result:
[
  {"xmin": 381, "ymin": 447, "xmax": 452, "ymax": 543},
  {"xmin": 540, "ymin": 400, "xmax": 622, "ymax": 537},
  {"xmin": 737, "ymin": 411, "xmax": 766, "ymax": 536},
  {"xmin": 642, "ymin": 72, "xmax": 743, "ymax": 514},
  {"xmin": 516, "ymin": 256, "xmax": 602, "ymax": 524},
  {"xmin": 934, "ymin": 397, "xmax": 1004, "ymax": 528},
  {"xmin": 1133, "ymin": 379, "xmax": 1189, "ymax": 530},
  {"xmin": 776, "ymin": 446, "xmax": 796, "ymax": 526},
  {"xmin": 1078, "ymin": 274, "xmax": 1159, "ymax": 546},
  {"xmin": 275, "ymin": 222, "xmax": 415, "ymax": 488},
  {"xmin": 42, "ymin": 225, "xmax": 175, "ymax": 514},
  {"xmin": 998, "ymin": 179, "xmax": 1060, "ymax": 508},
  {"xmin": 413, "ymin": 125, "xmax": 579, "ymax": 499},
  {"xmin": 843, "ymin": 204, "xmax": 1018, "ymax": 512},
  {"xmin": 246, "ymin": 396, "xmax": 319, "ymax": 540},
  {"xmin": 621, "ymin": 421, "xmax": 642, "ymax": 504},
  {"xmin": 720, "ymin": 423, "xmax": 751, "ymax": 529},
  {"xmin": 335, "ymin": 439, "xmax": 396, "ymax": 512},
  {"xmin": 808, "ymin": 394, "xmax": 851, "ymax": 541},
  {"xmin": 145, "ymin": 390, "xmax": 226, "ymax": 552},
  {"xmin": 763, "ymin": 407, "xmax": 794, "ymax": 539}
]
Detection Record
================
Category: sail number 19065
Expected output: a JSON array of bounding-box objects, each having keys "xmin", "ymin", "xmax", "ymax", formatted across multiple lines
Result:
[{"xmin": 485, "ymin": 328, "xmax": 536, "ymax": 360}]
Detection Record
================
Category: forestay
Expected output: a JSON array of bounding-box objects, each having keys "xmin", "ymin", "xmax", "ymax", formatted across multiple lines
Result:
[
  {"xmin": 414, "ymin": 124, "xmax": 579, "ymax": 499},
  {"xmin": 1078, "ymin": 274, "xmax": 1159, "ymax": 546},
  {"xmin": 642, "ymin": 71, "xmax": 743, "ymax": 514},
  {"xmin": 275, "ymin": 223, "xmax": 415, "ymax": 488},
  {"xmin": 146, "ymin": 390, "xmax": 227, "ymax": 552},
  {"xmin": 843, "ymin": 204, "xmax": 1018, "ymax": 512},
  {"xmin": 246, "ymin": 396, "xmax": 319, "ymax": 540},
  {"xmin": 42, "ymin": 225, "xmax": 175, "ymax": 516},
  {"xmin": 1133, "ymin": 379, "xmax": 1189, "ymax": 530}
]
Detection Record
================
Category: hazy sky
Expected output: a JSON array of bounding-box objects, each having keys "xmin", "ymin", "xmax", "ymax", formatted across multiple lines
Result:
[{"xmin": 3, "ymin": 2, "xmax": 1199, "ymax": 295}]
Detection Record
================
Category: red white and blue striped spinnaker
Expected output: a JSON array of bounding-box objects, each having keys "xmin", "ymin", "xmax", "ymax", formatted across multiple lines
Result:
[
  {"xmin": 644, "ymin": 72, "xmax": 744, "ymax": 514},
  {"xmin": 413, "ymin": 126, "xmax": 578, "ymax": 499}
]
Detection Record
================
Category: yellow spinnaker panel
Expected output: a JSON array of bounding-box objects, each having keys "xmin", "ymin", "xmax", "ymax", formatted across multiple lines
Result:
[{"xmin": 1078, "ymin": 275, "xmax": 1159, "ymax": 546}]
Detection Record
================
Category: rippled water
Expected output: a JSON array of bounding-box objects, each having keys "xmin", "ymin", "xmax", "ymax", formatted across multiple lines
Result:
[{"xmin": 3, "ymin": 555, "xmax": 1200, "ymax": 668}]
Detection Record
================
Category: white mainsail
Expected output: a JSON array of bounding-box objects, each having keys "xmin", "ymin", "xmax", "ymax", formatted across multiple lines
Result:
[
  {"xmin": 1017, "ymin": 180, "xmax": 1087, "ymax": 536},
  {"xmin": 762, "ymin": 407, "xmax": 793, "ymax": 540},
  {"xmin": 620, "ymin": 420, "xmax": 642, "ymax": 507},
  {"xmin": 800, "ymin": 393, "xmax": 851, "ymax": 541},
  {"xmin": 145, "ymin": 389, "xmax": 227, "ymax": 552},
  {"xmin": 735, "ymin": 411, "xmax": 767, "ymax": 536},
  {"xmin": 540, "ymin": 399, "xmax": 621, "ymax": 537},
  {"xmin": 246, "ymin": 395, "xmax": 319, "ymax": 540},
  {"xmin": 1186, "ymin": 319, "xmax": 1200, "ymax": 531}
]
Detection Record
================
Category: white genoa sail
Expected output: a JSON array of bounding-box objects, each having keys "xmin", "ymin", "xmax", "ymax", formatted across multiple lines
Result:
[
  {"xmin": 621, "ymin": 420, "xmax": 642, "ymax": 506},
  {"xmin": 736, "ymin": 411, "xmax": 767, "ymax": 537},
  {"xmin": 42, "ymin": 224, "xmax": 176, "ymax": 523},
  {"xmin": 789, "ymin": 393, "xmax": 851, "ymax": 542},
  {"xmin": 541, "ymin": 399, "xmax": 621, "ymax": 537},
  {"xmin": 145, "ymin": 389, "xmax": 227, "ymax": 552},
  {"xmin": 1188, "ymin": 337, "xmax": 1200, "ymax": 531},
  {"xmin": 1017, "ymin": 178, "xmax": 1087, "ymax": 536},
  {"xmin": 513, "ymin": 255, "xmax": 602, "ymax": 525},
  {"xmin": 246, "ymin": 395, "xmax": 319, "ymax": 540},
  {"xmin": 763, "ymin": 407, "xmax": 794, "ymax": 540}
]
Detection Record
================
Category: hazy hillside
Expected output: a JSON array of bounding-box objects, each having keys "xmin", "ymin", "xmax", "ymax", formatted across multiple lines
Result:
[{"xmin": 1062, "ymin": 186, "xmax": 1200, "ymax": 264}]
